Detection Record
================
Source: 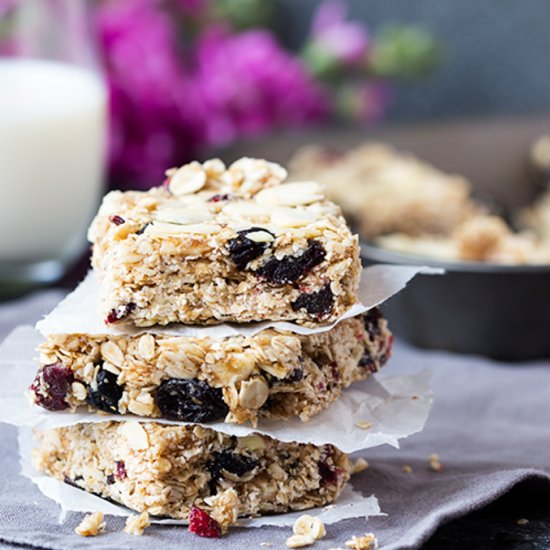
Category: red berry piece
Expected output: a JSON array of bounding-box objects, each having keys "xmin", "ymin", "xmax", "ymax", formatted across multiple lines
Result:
[
  {"xmin": 109, "ymin": 214, "xmax": 125, "ymax": 225},
  {"xmin": 105, "ymin": 302, "xmax": 136, "ymax": 324},
  {"xmin": 115, "ymin": 460, "xmax": 127, "ymax": 480},
  {"xmin": 188, "ymin": 506, "xmax": 222, "ymax": 538},
  {"xmin": 29, "ymin": 363, "xmax": 74, "ymax": 411}
]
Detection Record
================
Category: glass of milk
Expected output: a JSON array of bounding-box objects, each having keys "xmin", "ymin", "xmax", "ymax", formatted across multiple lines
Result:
[{"xmin": 0, "ymin": 1, "xmax": 107, "ymax": 295}]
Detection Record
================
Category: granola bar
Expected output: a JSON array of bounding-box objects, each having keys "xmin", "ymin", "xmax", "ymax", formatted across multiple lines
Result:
[
  {"xmin": 88, "ymin": 158, "xmax": 360, "ymax": 327},
  {"xmin": 289, "ymin": 143, "xmax": 480, "ymax": 239},
  {"xmin": 33, "ymin": 421, "xmax": 351, "ymax": 521},
  {"xmin": 30, "ymin": 310, "xmax": 392, "ymax": 425}
]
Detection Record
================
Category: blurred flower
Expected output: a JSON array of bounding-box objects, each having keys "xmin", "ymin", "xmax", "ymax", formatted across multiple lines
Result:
[
  {"xmin": 336, "ymin": 80, "xmax": 392, "ymax": 124},
  {"xmin": 97, "ymin": 0, "xmax": 204, "ymax": 186},
  {"xmin": 303, "ymin": 0, "xmax": 370, "ymax": 80},
  {"xmin": 192, "ymin": 27, "xmax": 329, "ymax": 147},
  {"xmin": 369, "ymin": 24, "xmax": 441, "ymax": 80}
]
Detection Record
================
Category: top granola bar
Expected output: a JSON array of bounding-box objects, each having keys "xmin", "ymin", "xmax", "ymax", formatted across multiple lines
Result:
[{"xmin": 88, "ymin": 157, "xmax": 360, "ymax": 327}]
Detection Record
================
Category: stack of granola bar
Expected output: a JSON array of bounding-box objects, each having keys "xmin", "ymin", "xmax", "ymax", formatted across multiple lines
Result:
[{"xmin": 28, "ymin": 158, "xmax": 393, "ymax": 535}]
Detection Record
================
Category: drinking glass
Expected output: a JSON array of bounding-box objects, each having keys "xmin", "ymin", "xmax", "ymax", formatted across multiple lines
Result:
[{"xmin": 0, "ymin": 0, "xmax": 107, "ymax": 296}]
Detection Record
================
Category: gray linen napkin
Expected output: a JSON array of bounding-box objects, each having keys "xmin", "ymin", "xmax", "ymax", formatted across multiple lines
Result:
[{"xmin": 0, "ymin": 291, "xmax": 548, "ymax": 550}]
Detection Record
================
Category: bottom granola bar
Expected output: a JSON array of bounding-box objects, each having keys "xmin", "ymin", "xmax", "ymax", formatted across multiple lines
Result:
[
  {"xmin": 33, "ymin": 421, "xmax": 351, "ymax": 524},
  {"xmin": 31, "ymin": 309, "xmax": 392, "ymax": 425}
]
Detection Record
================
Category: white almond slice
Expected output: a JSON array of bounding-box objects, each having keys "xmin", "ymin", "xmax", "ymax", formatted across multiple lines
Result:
[
  {"xmin": 154, "ymin": 206, "xmax": 211, "ymax": 225},
  {"xmin": 118, "ymin": 421, "xmax": 149, "ymax": 451},
  {"xmin": 146, "ymin": 221, "xmax": 221, "ymax": 236},
  {"xmin": 246, "ymin": 229, "xmax": 275, "ymax": 243},
  {"xmin": 271, "ymin": 207, "xmax": 318, "ymax": 228},
  {"xmin": 255, "ymin": 181, "xmax": 324, "ymax": 207},
  {"xmin": 222, "ymin": 201, "xmax": 271, "ymax": 219},
  {"xmin": 168, "ymin": 162, "xmax": 207, "ymax": 195}
]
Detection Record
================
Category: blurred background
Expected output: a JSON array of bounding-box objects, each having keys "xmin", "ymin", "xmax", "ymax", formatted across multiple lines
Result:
[{"xmin": 1, "ymin": 0, "xmax": 550, "ymax": 302}]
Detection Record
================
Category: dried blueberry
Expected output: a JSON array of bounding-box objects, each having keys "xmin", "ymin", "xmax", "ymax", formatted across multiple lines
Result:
[
  {"xmin": 291, "ymin": 283, "xmax": 334, "ymax": 317},
  {"xmin": 135, "ymin": 223, "xmax": 150, "ymax": 235},
  {"xmin": 363, "ymin": 307, "xmax": 383, "ymax": 338},
  {"xmin": 257, "ymin": 240, "xmax": 326, "ymax": 284},
  {"xmin": 284, "ymin": 368, "xmax": 304, "ymax": 383},
  {"xmin": 358, "ymin": 353, "xmax": 377, "ymax": 372},
  {"xmin": 29, "ymin": 363, "xmax": 74, "ymax": 411},
  {"xmin": 207, "ymin": 450, "xmax": 259, "ymax": 493},
  {"xmin": 105, "ymin": 302, "xmax": 136, "ymax": 324},
  {"xmin": 318, "ymin": 444, "xmax": 341, "ymax": 485},
  {"xmin": 106, "ymin": 474, "xmax": 115, "ymax": 485},
  {"xmin": 155, "ymin": 379, "xmax": 229, "ymax": 422},
  {"xmin": 87, "ymin": 369, "xmax": 123, "ymax": 413},
  {"xmin": 228, "ymin": 227, "xmax": 275, "ymax": 270}
]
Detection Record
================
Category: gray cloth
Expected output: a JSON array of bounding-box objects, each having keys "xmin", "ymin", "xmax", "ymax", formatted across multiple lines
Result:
[{"xmin": 0, "ymin": 291, "xmax": 548, "ymax": 550}]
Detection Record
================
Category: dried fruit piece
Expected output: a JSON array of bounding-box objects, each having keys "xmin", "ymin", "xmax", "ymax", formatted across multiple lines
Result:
[
  {"xmin": 208, "ymin": 451, "xmax": 260, "ymax": 486},
  {"xmin": 228, "ymin": 227, "xmax": 275, "ymax": 270},
  {"xmin": 257, "ymin": 240, "xmax": 326, "ymax": 284},
  {"xmin": 291, "ymin": 283, "xmax": 334, "ymax": 317},
  {"xmin": 155, "ymin": 378, "xmax": 229, "ymax": 422},
  {"xmin": 105, "ymin": 302, "xmax": 136, "ymax": 324},
  {"xmin": 208, "ymin": 193, "xmax": 230, "ymax": 202},
  {"xmin": 29, "ymin": 363, "xmax": 74, "ymax": 411},
  {"xmin": 363, "ymin": 307, "xmax": 382, "ymax": 338},
  {"xmin": 188, "ymin": 506, "xmax": 222, "ymax": 538},
  {"xmin": 87, "ymin": 369, "xmax": 123, "ymax": 413},
  {"xmin": 109, "ymin": 215, "xmax": 125, "ymax": 225}
]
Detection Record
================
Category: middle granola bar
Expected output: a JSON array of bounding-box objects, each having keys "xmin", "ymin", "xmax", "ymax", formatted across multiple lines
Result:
[{"xmin": 30, "ymin": 309, "xmax": 392, "ymax": 425}]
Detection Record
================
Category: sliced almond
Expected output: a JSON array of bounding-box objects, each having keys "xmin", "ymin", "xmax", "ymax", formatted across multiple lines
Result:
[
  {"xmin": 271, "ymin": 207, "xmax": 318, "ymax": 227},
  {"xmin": 168, "ymin": 162, "xmax": 207, "ymax": 195},
  {"xmin": 154, "ymin": 206, "xmax": 212, "ymax": 225},
  {"xmin": 255, "ymin": 181, "xmax": 324, "ymax": 207},
  {"xmin": 238, "ymin": 378, "xmax": 269, "ymax": 410},
  {"xmin": 119, "ymin": 421, "xmax": 149, "ymax": 451},
  {"xmin": 146, "ymin": 221, "xmax": 221, "ymax": 236},
  {"xmin": 245, "ymin": 229, "xmax": 275, "ymax": 243},
  {"xmin": 100, "ymin": 341, "xmax": 124, "ymax": 367},
  {"xmin": 222, "ymin": 201, "xmax": 271, "ymax": 220}
]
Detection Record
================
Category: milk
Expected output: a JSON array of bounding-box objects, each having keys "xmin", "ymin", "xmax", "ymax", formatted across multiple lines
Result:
[{"xmin": 0, "ymin": 59, "xmax": 107, "ymax": 264}]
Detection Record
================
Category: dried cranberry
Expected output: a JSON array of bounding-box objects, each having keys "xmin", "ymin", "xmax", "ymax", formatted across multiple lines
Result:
[
  {"xmin": 291, "ymin": 283, "xmax": 334, "ymax": 317},
  {"xmin": 105, "ymin": 302, "xmax": 136, "ymax": 324},
  {"xmin": 257, "ymin": 240, "xmax": 326, "ymax": 284},
  {"xmin": 318, "ymin": 461, "xmax": 342, "ymax": 485},
  {"xmin": 228, "ymin": 227, "xmax": 275, "ymax": 270},
  {"xmin": 87, "ymin": 369, "xmax": 123, "ymax": 413},
  {"xmin": 208, "ymin": 193, "xmax": 230, "ymax": 202},
  {"xmin": 330, "ymin": 362, "xmax": 340, "ymax": 381},
  {"xmin": 109, "ymin": 214, "xmax": 125, "ymax": 225},
  {"xmin": 115, "ymin": 460, "xmax": 127, "ymax": 480},
  {"xmin": 155, "ymin": 379, "xmax": 229, "ymax": 423},
  {"xmin": 29, "ymin": 363, "xmax": 74, "ymax": 411},
  {"xmin": 188, "ymin": 506, "xmax": 222, "ymax": 538}
]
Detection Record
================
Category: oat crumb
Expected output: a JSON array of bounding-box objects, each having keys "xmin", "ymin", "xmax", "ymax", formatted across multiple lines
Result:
[
  {"xmin": 355, "ymin": 420, "xmax": 372, "ymax": 430},
  {"xmin": 345, "ymin": 533, "xmax": 379, "ymax": 550},
  {"xmin": 429, "ymin": 453, "xmax": 444, "ymax": 472},
  {"xmin": 402, "ymin": 465, "xmax": 413, "ymax": 474},
  {"xmin": 352, "ymin": 458, "xmax": 369, "ymax": 475},
  {"xmin": 124, "ymin": 511, "xmax": 150, "ymax": 535},
  {"xmin": 286, "ymin": 533, "xmax": 315, "ymax": 548},
  {"xmin": 75, "ymin": 512, "xmax": 105, "ymax": 537},
  {"xmin": 517, "ymin": 518, "xmax": 529, "ymax": 525},
  {"xmin": 411, "ymin": 395, "xmax": 420, "ymax": 400}
]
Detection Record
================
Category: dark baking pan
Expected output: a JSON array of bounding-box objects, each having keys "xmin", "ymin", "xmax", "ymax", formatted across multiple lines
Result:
[
  {"xmin": 219, "ymin": 114, "xmax": 550, "ymax": 360},
  {"xmin": 362, "ymin": 244, "xmax": 550, "ymax": 361}
]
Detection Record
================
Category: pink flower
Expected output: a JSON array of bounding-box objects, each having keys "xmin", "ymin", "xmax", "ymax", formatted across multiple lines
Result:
[
  {"xmin": 97, "ymin": 0, "xmax": 203, "ymax": 186},
  {"xmin": 192, "ymin": 26, "xmax": 329, "ymax": 147},
  {"xmin": 311, "ymin": 0, "xmax": 370, "ymax": 65}
]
